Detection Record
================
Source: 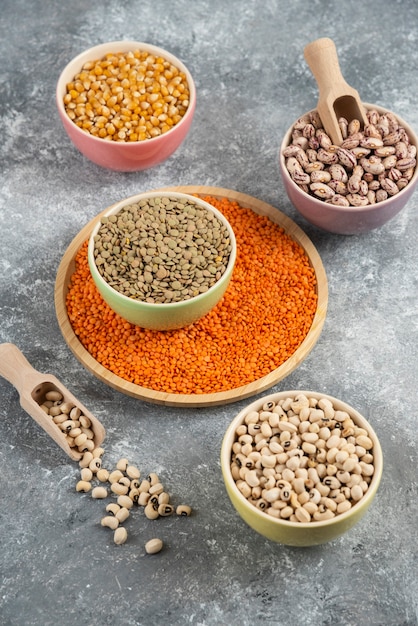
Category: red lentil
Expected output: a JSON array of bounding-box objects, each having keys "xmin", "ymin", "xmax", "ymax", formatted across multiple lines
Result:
[{"xmin": 66, "ymin": 196, "xmax": 318, "ymax": 394}]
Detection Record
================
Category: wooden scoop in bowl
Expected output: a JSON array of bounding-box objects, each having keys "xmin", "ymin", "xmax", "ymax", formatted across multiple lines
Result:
[
  {"xmin": 0, "ymin": 343, "xmax": 105, "ymax": 461},
  {"xmin": 304, "ymin": 37, "xmax": 368, "ymax": 145}
]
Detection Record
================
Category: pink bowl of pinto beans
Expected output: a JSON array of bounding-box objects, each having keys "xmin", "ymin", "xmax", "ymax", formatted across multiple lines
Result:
[{"xmin": 279, "ymin": 104, "xmax": 418, "ymax": 235}]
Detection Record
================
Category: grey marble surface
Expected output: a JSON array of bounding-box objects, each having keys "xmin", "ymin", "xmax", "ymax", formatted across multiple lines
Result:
[{"xmin": 1, "ymin": 1, "xmax": 418, "ymax": 625}]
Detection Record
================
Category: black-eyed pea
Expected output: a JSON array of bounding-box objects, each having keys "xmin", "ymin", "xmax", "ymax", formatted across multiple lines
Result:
[
  {"xmin": 282, "ymin": 468, "xmax": 295, "ymax": 483},
  {"xmin": 144, "ymin": 503, "xmax": 159, "ymax": 520},
  {"xmin": 266, "ymin": 507, "xmax": 281, "ymax": 518},
  {"xmin": 79, "ymin": 439, "xmax": 95, "ymax": 453},
  {"xmin": 360, "ymin": 480, "xmax": 370, "ymax": 493},
  {"xmin": 235, "ymin": 424, "xmax": 247, "ymax": 437},
  {"xmin": 316, "ymin": 483, "xmax": 330, "ymax": 497},
  {"xmin": 138, "ymin": 492, "xmax": 150, "ymax": 506},
  {"xmin": 53, "ymin": 413, "xmax": 68, "ymax": 425},
  {"xmin": 313, "ymin": 509, "xmax": 335, "ymax": 521},
  {"xmin": 280, "ymin": 505, "xmax": 293, "ymax": 519},
  {"xmin": 117, "ymin": 495, "xmax": 134, "ymax": 509},
  {"xmin": 355, "ymin": 445, "xmax": 367, "ymax": 458},
  {"xmin": 158, "ymin": 492, "xmax": 170, "ymax": 505},
  {"xmin": 109, "ymin": 470, "xmax": 124, "ymax": 484},
  {"xmin": 231, "ymin": 463, "xmax": 240, "ymax": 481},
  {"xmin": 101, "ymin": 515, "xmax": 119, "ymax": 530},
  {"xmin": 297, "ymin": 491, "xmax": 310, "ymax": 505},
  {"xmin": 89, "ymin": 457, "xmax": 102, "ymax": 473},
  {"xmin": 92, "ymin": 447, "xmax": 105, "ymax": 458},
  {"xmin": 350, "ymin": 485, "xmax": 364, "ymax": 501},
  {"xmin": 290, "ymin": 492, "xmax": 301, "ymax": 509},
  {"xmin": 66, "ymin": 435, "xmax": 76, "ymax": 447},
  {"xmin": 96, "ymin": 468, "xmax": 110, "ymax": 482},
  {"xmin": 336, "ymin": 470, "xmax": 351, "ymax": 484},
  {"xmin": 106, "ymin": 503, "xmax": 121, "ymax": 516},
  {"xmin": 114, "ymin": 527, "xmax": 128, "ymax": 545},
  {"xmin": 147, "ymin": 472, "xmax": 159, "ymax": 486},
  {"xmin": 92, "ymin": 486, "xmax": 108, "ymax": 499},
  {"xmin": 115, "ymin": 507, "xmax": 130, "ymax": 523},
  {"xmin": 116, "ymin": 458, "xmax": 129, "ymax": 472},
  {"xmin": 145, "ymin": 538, "xmax": 163, "ymax": 554},
  {"xmin": 60, "ymin": 419, "xmax": 75, "ymax": 433},
  {"xmin": 244, "ymin": 410, "xmax": 260, "ymax": 425},
  {"xmin": 302, "ymin": 442, "xmax": 316, "ymax": 456},
  {"xmin": 76, "ymin": 480, "xmax": 92, "ymax": 492},
  {"xmin": 59, "ymin": 402, "xmax": 74, "ymax": 415},
  {"xmin": 149, "ymin": 482, "xmax": 164, "ymax": 496},
  {"xmin": 82, "ymin": 427, "xmax": 94, "ymax": 440},
  {"xmin": 247, "ymin": 423, "xmax": 261, "ymax": 436},
  {"xmin": 323, "ymin": 475, "xmax": 340, "ymax": 489},
  {"xmin": 74, "ymin": 433, "xmax": 88, "ymax": 448},
  {"xmin": 320, "ymin": 496, "xmax": 337, "ymax": 512},
  {"xmin": 119, "ymin": 476, "xmax": 131, "ymax": 488},
  {"xmin": 129, "ymin": 488, "xmax": 140, "ymax": 504},
  {"xmin": 79, "ymin": 415, "xmax": 92, "ymax": 429},
  {"xmin": 158, "ymin": 503, "xmax": 174, "ymax": 517},
  {"xmin": 303, "ymin": 501, "xmax": 318, "ymax": 516},
  {"xmin": 79, "ymin": 451, "xmax": 94, "ymax": 468},
  {"xmin": 130, "ymin": 478, "xmax": 141, "ymax": 490},
  {"xmin": 111, "ymin": 482, "xmax": 129, "ymax": 496},
  {"xmin": 176, "ymin": 504, "xmax": 192, "ymax": 517},
  {"xmin": 292, "ymin": 477, "xmax": 306, "ymax": 494},
  {"xmin": 337, "ymin": 500, "xmax": 352, "ymax": 514},
  {"xmin": 80, "ymin": 467, "xmax": 93, "ymax": 482},
  {"xmin": 309, "ymin": 488, "xmax": 321, "ymax": 504},
  {"xmin": 69, "ymin": 427, "xmax": 82, "ymax": 438},
  {"xmin": 361, "ymin": 453, "xmax": 374, "ymax": 464},
  {"xmin": 240, "ymin": 443, "xmax": 253, "ymax": 457},
  {"xmin": 295, "ymin": 506, "xmax": 311, "ymax": 523},
  {"xmin": 45, "ymin": 390, "xmax": 63, "ymax": 402}
]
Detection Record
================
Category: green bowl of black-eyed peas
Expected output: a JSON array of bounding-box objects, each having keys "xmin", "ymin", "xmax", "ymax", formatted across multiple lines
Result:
[{"xmin": 221, "ymin": 390, "xmax": 383, "ymax": 546}]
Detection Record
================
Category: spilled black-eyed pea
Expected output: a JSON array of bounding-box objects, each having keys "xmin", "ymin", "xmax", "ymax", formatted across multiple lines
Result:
[
  {"xmin": 106, "ymin": 503, "xmax": 121, "ymax": 516},
  {"xmin": 114, "ymin": 527, "xmax": 128, "ymax": 545},
  {"xmin": 126, "ymin": 465, "xmax": 140, "ymax": 479},
  {"xmin": 129, "ymin": 488, "xmax": 140, "ymax": 504},
  {"xmin": 101, "ymin": 515, "xmax": 119, "ymax": 530},
  {"xmin": 115, "ymin": 507, "xmax": 130, "ymax": 523},
  {"xmin": 157, "ymin": 503, "xmax": 174, "ymax": 517},
  {"xmin": 145, "ymin": 538, "xmax": 163, "ymax": 554},
  {"xmin": 80, "ymin": 468, "xmax": 93, "ymax": 482},
  {"xmin": 91, "ymin": 486, "xmax": 108, "ymax": 499},
  {"xmin": 117, "ymin": 495, "xmax": 134, "ymax": 510},
  {"xmin": 116, "ymin": 458, "xmax": 129, "ymax": 472},
  {"xmin": 144, "ymin": 503, "xmax": 159, "ymax": 520},
  {"xmin": 176, "ymin": 505, "xmax": 192, "ymax": 517},
  {"xmin": 79, "ymin": 451, "xmax": 94, "ymax": 468},
  {"xmin": 111, "ymin": 482, "xmax": 129, "ymax": 496},
  {"xmin": 76, "ymin": 480, "xmax": 91, "ymax": 492}
]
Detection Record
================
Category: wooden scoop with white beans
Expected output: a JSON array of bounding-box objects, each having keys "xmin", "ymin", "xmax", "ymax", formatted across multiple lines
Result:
[
  {"xmin": 0, "ymin": 343, "xmax": 105, "ymax": 461},
  {"xmin": 304, "ymin": 37, "xmax": 368, "ymax": 145}
]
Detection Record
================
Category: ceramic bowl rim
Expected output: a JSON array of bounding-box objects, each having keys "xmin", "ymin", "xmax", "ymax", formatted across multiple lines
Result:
[
  {"xmin": 221, "ymin": 389, "xmax": 383, "ymax": 530},
  {"xmin": 56, "ymin": 40, "xmax": 196, "ymax": 148},
  {"xmin": 279, "ymin": 102, "xmax": 418, "ymax": 215},
  {"xmin": 88, "ymin": 191, "xmax": 237, "ymax": 312}
]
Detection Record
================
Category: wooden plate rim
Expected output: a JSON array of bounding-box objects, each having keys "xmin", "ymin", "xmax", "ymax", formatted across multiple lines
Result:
[{"xmin": 54, "ymin": 186, "xmax": 328, "ymax": 407}]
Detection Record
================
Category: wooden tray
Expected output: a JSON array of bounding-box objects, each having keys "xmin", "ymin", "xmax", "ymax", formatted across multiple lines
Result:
[{"xmin": 54, "ymin": 186, "xmax": 328, "ymax": 407}]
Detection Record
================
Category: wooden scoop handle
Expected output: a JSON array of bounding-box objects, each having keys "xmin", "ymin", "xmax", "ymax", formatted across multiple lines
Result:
[
  {"xmin": 0, "ymin": 342, "xmax": 46, "ymax": 394},
  {"xmin": 304, "ymin": 37, "xmax": 349, "ymax": 98}
]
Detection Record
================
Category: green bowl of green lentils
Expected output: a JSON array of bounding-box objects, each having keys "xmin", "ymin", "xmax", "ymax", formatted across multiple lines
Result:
[{"xmin": 88, "ymin": 191, "xmax": 237, "ymax": 331}]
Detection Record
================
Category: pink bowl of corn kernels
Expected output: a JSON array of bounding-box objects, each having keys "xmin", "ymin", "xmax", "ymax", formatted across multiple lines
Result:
[{"xmin": 56, "ymin": 41, "xmax": 196, "ymax": 172}]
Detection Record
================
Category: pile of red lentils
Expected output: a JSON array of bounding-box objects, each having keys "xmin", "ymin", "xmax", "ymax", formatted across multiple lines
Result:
[{"xmin": 66, "ymin": 195, "xmax": 318, "ymax": 394}]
